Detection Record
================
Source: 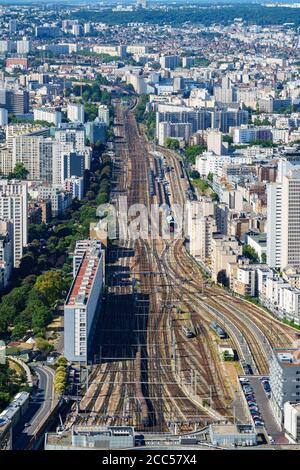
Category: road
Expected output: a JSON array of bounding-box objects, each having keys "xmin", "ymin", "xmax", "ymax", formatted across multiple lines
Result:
[{"xmin": 13, "ymin": 364, "xmax": 55, "ymax": 450}]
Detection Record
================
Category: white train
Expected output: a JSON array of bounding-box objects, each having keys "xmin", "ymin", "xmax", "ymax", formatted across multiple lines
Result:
[{"xmin": 0, "ymin": 391, "xmax": 30, "ymax": 428}]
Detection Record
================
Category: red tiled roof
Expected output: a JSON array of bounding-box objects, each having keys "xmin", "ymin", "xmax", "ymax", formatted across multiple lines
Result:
[{"xmin": 66, "ymin": 253, "xmax": 99, "ymax": 306}]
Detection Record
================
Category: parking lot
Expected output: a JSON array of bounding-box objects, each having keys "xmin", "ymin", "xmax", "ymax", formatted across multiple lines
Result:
[
  {"xmin": 247, "ymin": 377, "xmax": 286, "ymax": 443},
  {"xmin": 239, "ymin": 376, "xmax": 287, "ymax": 444}
]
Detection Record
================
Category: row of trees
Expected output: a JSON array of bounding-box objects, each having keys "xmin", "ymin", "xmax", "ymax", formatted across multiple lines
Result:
[{"xmin": 54, "ymin": 356, "xmax": 68, "ymax": 395}]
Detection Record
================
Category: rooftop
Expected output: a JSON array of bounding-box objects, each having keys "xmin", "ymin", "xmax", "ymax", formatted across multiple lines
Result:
[
  {"xmin": 210, "ymin": 424, "xmax": 256, "ymax": 435},
  {"xmin": 66, "ymin": 251, "xmax": 100, "ymax": 307},
  {"xmin": 275, "ymin": 348, "xmax": 300, "ymax": 366}
]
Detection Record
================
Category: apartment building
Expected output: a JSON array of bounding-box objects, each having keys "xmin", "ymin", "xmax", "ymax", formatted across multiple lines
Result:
[
  {"xmin": 98, "ymin": 105, "xmax": 110, "ymax": 126},
  {"xmin": 33, "ymin": 107, "xmax": 62, "ymax": 126},
  {"xmin": 0, "ymin": 220, "xmax": 13, "ymax": 291},
  {"xmin": 12, "ymin": 135, "xmax": 54, "ymax": 182},
  {"xmin": 64, "ymin": 241, "xmax": 105, "ymax": 363},
  {"xmin": 270, "ymin": 348, "xmax": 300, "ymax": 425},
  {"xmin": 267, "ymin": 166, "xmax": 300, "ymax": 270},
  {"xmin": 211, "ymin": 234, "xmax": 242, "ymax": 286},
  {"xmin": 0, "ymin": 180, "xmax": 28, "ymax": 267},
  {"xmin": 67, "ymin": 103, "xmax": 85, "ymax": 124}
]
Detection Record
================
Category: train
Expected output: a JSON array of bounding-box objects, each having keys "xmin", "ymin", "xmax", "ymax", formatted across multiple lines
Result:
[
  {"xmin": 0, "ymin": 391, "xmax": 30, "ymax": 428},
  {"xmin": 154, "ymin": 156, "xmax": 164, "ymax": 181},
  {"xmin": 210, "ymin": 321, "xmax": 228, "ymax": 339},
  {"xmin": 166, "ymin": 214, "xmax": 175, "ymax": 233},
  {"xmin": 148, "ymin": 169, "xmax": 156, "ymax": 197},
  {"xmin": 182, "ymin": 326, "xmax": 195, "ymax": 339},
  {"xmin": 179, "ymin": 160, "xmax": 185, "ymax": 179},
  {"xmin": 135, "ymin": 349, "xmax": 150, "ymax": 427}
]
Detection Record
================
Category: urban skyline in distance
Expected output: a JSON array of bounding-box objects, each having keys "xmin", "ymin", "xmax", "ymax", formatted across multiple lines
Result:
[{"xmin": 0, "ymin": 0, "xmax": 300, "ymax": 460}]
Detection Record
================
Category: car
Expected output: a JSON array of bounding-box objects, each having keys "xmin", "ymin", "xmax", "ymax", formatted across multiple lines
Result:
[
  {"xmin": 240, "ymin": 378, "xmax": 249, "ymax": 384},
  {"xmin": 247, "ymin": 400, "xmax": 256, "ymax": 405},
  {"xmin": 249, "ymin": 405, "xmax": 259, "ymax": 411},
  {"xmin": 254, "ymin": 420, "xmax": 264, "ymax": 427},
  {"xmin": 260, "ymin": 376, "xmax": 269, "ymax": 382},
  {"xmin": 24, "ymin": 422, "xmax": 31, "ymax": 428}
]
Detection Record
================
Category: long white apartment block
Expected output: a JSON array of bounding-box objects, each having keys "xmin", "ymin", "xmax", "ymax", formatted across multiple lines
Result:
[{"xmin": 64, "ymin": 240, "xmax": 105, "ymax": 363}]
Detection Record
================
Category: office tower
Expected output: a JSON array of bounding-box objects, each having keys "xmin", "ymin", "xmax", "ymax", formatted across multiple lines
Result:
[
  {"xmin": 0, "ymin": 88, "xmax": 29, "ymax": 115},
  {"xmin": 0, "ymin": 180, "xmax": 28, "ymax": 267},
  {"xmin": 64, "ymin": 240, "xmax": 105, "ymax": 362},
  {"xmin": 98, "ymin": 105, "xmax": 110, "ymax": 126},
  {"xmin": 67, "ymin": 103, "xmax": 85, "ymax": 124},
  {"xmin": 12, "ymin": 135, "xmax": 54, "ymax": 182},
  {"xmin": 9, "ymin": 20, "xmax": 17, "ymax": 34}
]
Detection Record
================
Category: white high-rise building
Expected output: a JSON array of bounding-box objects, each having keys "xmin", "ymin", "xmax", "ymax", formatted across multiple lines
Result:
[
  {"xmin": 98, "ymin": 105, "xmax": 109, "ymax": 126},
  {"xmin": 12, "ymin": 135, "xmax": 54, "ymax": 183},
  {"xmin": 281, "ymin": 169, "xmax": 300, "ymax": 269},
  {"xmin": 55, "ymin": 124, "xmax": 85, "ymax": 153},
  {"xmin": 16, "ymin": 38, "xmax": 31, "ymax": 55},
  {"xmin": 0, "ymin": 180, "xmax": 28, "ymax": 267},
  {"xmin": 67, "ymin": 103, "xmax": 85, "ymax": 124},
  {"xmin": 0, "ymin": 108, "xmax": 8, "ymax": 126},
  {"xmin": 64, "ymin": 240, "xmax": 105, "ymax": 362},
  {"xmin": 84, "ymin": 23, "xmax": 91, "ymax": 35},
  {"xmin": 33, "ymin": 107, "xmax": 62, "ymax": 126},
  {"xmin": 0, "ymin": 220, "xmax": 13, "ymax": 290},
  {"xmin": 267, "ymin": 165, "xmax": 300, "ymax": 270}
]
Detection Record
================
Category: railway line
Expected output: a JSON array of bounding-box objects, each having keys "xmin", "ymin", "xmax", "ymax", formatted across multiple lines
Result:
[
  {"xmin": 74, "ymin": 96, "xmax": 299, "ymax": 434},
  {"xmin": 75, "ymin": 99, "xmax": 235, "ymax": 432}
]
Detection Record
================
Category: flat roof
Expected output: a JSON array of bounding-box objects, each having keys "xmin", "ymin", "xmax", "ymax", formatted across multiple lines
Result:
[
  {"xmin": 275, "ymin": 348, "xmax": 300, "ymax": 366},
  {"xmin": 210, "ymin": 424, "xmax": 255, "ymax": 435},
  {"xmin": 66, "ymin": 252, "xmax": 100, "ymax": 307}
]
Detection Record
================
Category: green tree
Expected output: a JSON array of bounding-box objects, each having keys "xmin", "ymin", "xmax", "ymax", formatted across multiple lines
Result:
[
  {"xmin": 166, "ymin": 138, "xmax": 180, "ymax": 150},
  {"xmin": 35, "ymin": 271, "xmax": 64, "ymax": 306},
  {"xmin": 243, "ymin": 244, "xmax": 259, "ymax": 262},
  {"xmin": 9, "ymin": 163, "xmax": 29, "ymax": 180}
]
